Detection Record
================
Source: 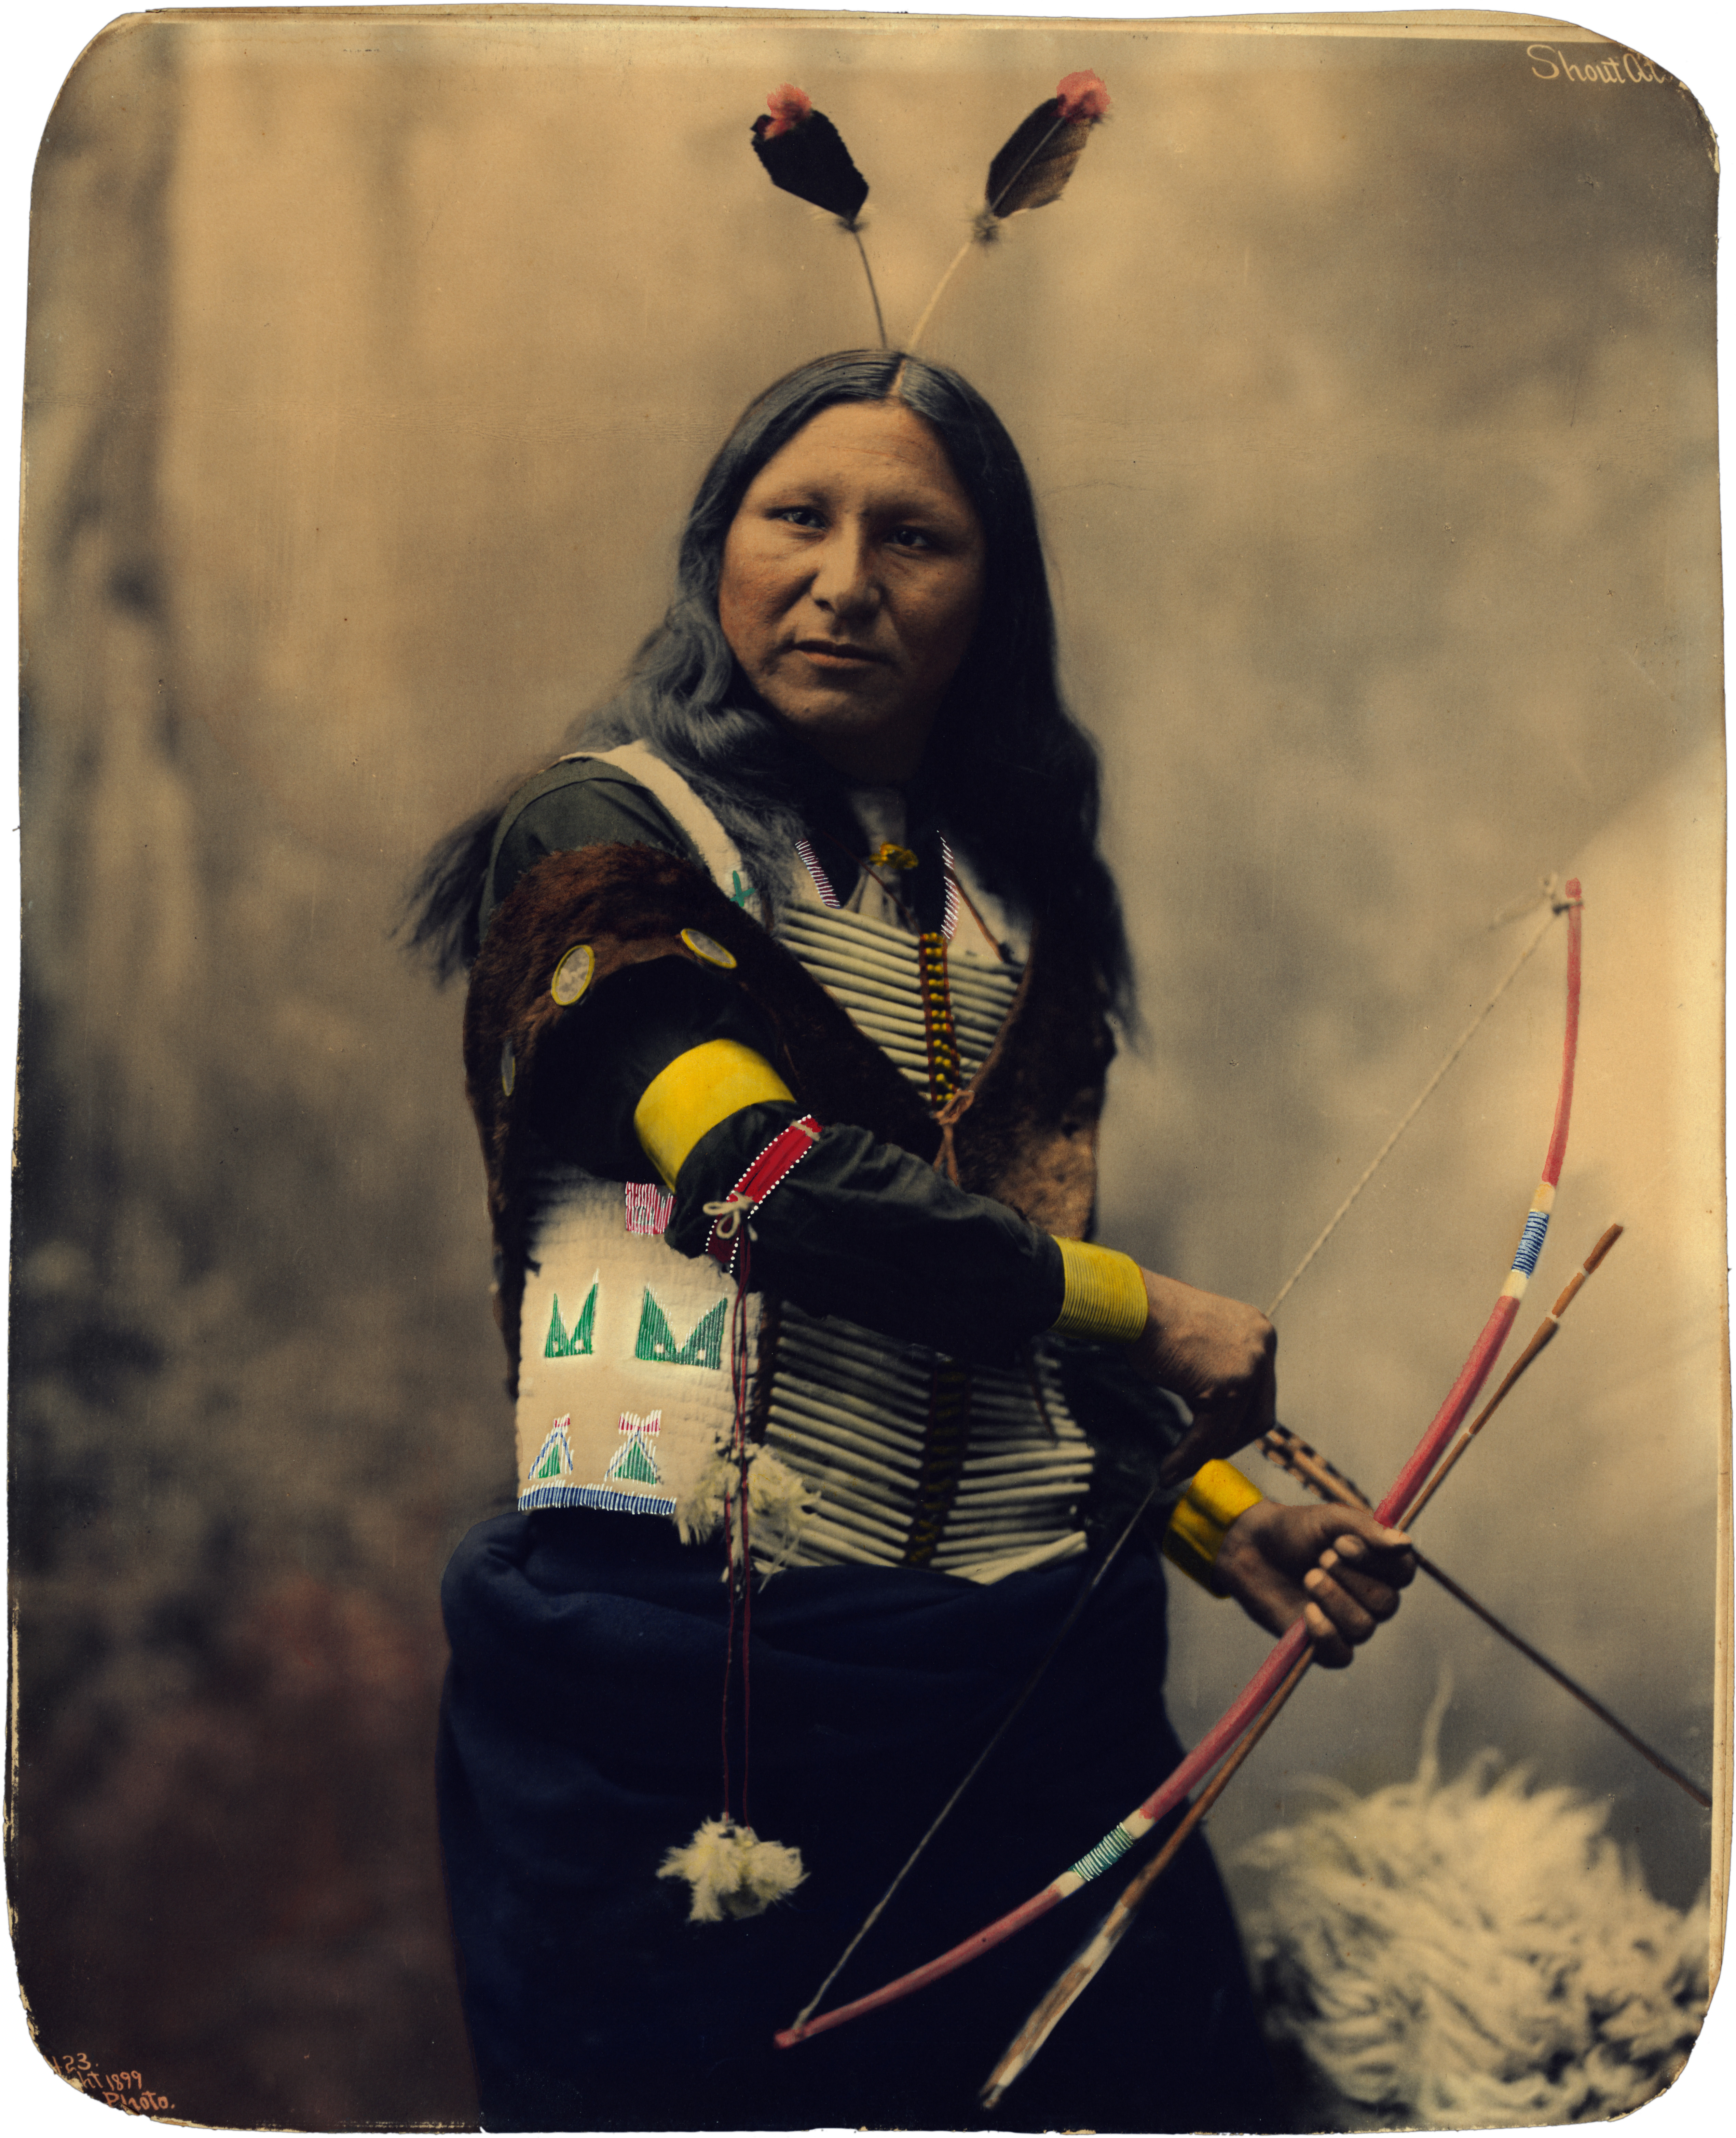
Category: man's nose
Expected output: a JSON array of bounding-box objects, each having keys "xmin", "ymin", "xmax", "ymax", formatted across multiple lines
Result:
[{"xmin": 810, "ymin": 527, "xmax": 878, "ymax": 618}]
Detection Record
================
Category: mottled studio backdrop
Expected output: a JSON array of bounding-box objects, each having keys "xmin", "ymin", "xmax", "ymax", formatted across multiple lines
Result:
[{"xmin": 13, "ymin": 10, "xmax": 1724, "ymax": 2130}]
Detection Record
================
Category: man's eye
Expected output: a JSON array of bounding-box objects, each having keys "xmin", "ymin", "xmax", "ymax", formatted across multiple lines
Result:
[
  {"xmin": 889, "ymin": 526, "xmax": 933, "ymax": 550},
  {"xmin": 773, "ymin": 506, "xmax": 824, "ymax": 528}
]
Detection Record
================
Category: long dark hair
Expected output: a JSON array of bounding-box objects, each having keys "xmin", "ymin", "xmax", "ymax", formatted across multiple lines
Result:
[{"xmin": 405, "ymin": 349, "xmax": 1132, "ymax": 1021}]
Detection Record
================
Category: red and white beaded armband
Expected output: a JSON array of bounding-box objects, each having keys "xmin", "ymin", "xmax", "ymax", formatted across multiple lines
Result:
[{"xmin": 702, "ymin": 1116, "xmax": 824, "ymax": 1277}]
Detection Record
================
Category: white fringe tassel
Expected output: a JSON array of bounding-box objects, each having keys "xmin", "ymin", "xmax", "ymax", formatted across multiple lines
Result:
[{"xmin": 658, "ymin": 1817, "xmax": 808, "ymax": 1924}]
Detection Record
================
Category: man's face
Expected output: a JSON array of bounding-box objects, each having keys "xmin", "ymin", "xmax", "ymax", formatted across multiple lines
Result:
[{"xmin": 717, "ymin": 400, "xmax": 985, "ymax": 784}]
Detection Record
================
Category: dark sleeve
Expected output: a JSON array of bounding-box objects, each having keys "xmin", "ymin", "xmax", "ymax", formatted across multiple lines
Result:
[
  {"xmin": 529, "ymin": 957, "xmax": 1067, "ymax": 1366},
  {"xmin": 525, "ymin": 956, "xmax": 780, "ymax": 1178},
  {"xmin": 667, "ymin": 1104, "xmax": 1067, "ymax": 1366},
  {"xmin": 486, "ymin": 766, "xmax": 697, "ymax": 918}
]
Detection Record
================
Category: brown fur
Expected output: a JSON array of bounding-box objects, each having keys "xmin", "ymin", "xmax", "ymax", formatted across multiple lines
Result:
[{"xmin": 464, "ymin": 842, "xmax": 1115, "ymax": 1384}]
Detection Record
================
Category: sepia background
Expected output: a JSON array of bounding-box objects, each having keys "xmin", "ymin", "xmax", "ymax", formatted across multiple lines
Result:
[{"xmin": 12, "ymin": 9, "xmax": 1726, "ymax": 2129}]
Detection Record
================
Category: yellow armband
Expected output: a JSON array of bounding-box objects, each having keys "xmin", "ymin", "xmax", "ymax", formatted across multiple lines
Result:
[
  {"xmin": 1163, "ymin": 1461, "xmax": 1264, "ymax": 1592},
  {"xmin": 633, "ymin": 1040, "xmax": 795, "ymax": 1190},
  {"xmin": 1050, "ymin": 1239, "xmax": 1149, "ymax": 1343}
]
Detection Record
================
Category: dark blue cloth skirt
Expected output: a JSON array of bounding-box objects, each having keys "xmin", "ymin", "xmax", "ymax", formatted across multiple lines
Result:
[{"xmin": 438, "ymin": 1510, "xmax": 1275, "ymax": 2131}]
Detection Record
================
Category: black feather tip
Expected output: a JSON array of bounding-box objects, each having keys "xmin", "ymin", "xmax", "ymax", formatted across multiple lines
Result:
[{"xmin": 752, "ymin": 101, "xmax": 869, "ymax": 226}]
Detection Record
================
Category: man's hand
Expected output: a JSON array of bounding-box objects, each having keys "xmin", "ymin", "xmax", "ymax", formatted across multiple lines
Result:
[
  {"xmin": 1212, "ymin": 1500, "xmax": 1415, "ymax": 1668},
  {"xmin": 1129, "ymin": 1270, "xmax": 1277, "ymax": 1486}
]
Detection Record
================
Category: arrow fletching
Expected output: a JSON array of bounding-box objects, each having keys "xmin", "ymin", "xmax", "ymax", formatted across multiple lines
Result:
[{"xmin": 751, "ymin": 84, "xmax": 869, "ymax": 226}]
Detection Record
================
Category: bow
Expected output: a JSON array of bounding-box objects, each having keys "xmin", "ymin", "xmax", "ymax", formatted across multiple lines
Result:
[{"xmin": 776, "ymin": 880, "xmax": 1585, "ymax": 2053}]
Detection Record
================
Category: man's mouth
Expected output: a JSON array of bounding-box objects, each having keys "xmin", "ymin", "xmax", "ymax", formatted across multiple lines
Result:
[{"xmin": 793, "ymin": 638, "xmax": 888, "ymax": 667}]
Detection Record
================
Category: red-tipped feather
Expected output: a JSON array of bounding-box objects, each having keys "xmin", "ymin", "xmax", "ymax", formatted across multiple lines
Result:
[
  {"xmin": 761, "ymin": 84, "xmax": 812, "ymax": 140},
  {"xmin": 751, "ymin": 85, "xmax": 869, "ymax": 224},
  {"xmin": 984, "ymin": 71, "xmax": 1109, "ymax": 221},
  {"xmin": 1056, "ymin": 70, "xmax": 1111, "ymax": 123}
]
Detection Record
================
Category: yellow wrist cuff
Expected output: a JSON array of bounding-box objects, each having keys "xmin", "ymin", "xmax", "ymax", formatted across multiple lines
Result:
[
  {"xmin": 1051, "ymin": 1239, "xmax": 1149, "ymax": 1344},
  {"xmin": 633, "ymin": 1040, "xmax": 795, "ymax": 1190},
  {"xmin": 1163, "ymin": 1461, "xmax": 1264, "ymax": 1593}
]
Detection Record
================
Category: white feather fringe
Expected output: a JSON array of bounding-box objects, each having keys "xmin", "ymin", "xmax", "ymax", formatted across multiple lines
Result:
[
  {"xmin": 673, "ymin": 1451, "xmax": 732, "ymax": 1547},
  {"xmin": 657, "ymin": 1817, "xmax": 808, "ymax": 1924},
  {"xmin": 1241, "ymin": 1683, "xmax": 1708, "ymax": 2128},
  {"xmin": 675, "ymin": 1440, "xmax": 814, "ymax": 1575}
]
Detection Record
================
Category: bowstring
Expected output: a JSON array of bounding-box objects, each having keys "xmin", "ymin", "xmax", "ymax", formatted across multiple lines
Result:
[
  {"xmin": 1265, "ymin": 895, "xmax": 1567, "ymax": 1320},
  {"xmin": 789, "ymin": 1477, "xmax": 1156, "ymax": 2033}
]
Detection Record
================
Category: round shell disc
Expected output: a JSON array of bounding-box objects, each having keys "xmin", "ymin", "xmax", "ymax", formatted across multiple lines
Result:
[
  {"xmin": 550, "ymin": 942, "xmax": 596, "ymax": 1006},
  {"xmin": 681, "ymin": 928, "xmax": 737, "ymax": 970}
]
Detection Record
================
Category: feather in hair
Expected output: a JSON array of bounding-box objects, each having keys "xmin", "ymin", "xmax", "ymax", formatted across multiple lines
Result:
[
  {"xmin": 906, "ymin": 71, "xmax": 1111, "ymax": 349},
  {"xmin": 983, "ymin": 69, "xmax": 1111, "ymax": 227},
  {"xmin": 750, "ymin": 84, "xmax": 884, "ymax": 344},
  {"xmin": 750, "ymin": 84, "xmax": 869, "ymax": 224}
]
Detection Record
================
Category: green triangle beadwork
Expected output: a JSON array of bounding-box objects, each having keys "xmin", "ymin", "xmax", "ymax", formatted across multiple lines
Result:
[
  {"xmin": 529, "ymin": 1421, "xmax": 574, "ymax": 1481},
  {"xmin": 604, "ymin": 1433, "xmax": 662, "ymax": 1486},
  {"xmin": 544, "ymin": 1280, "xmax": 598, "ymax": 1359},
  {"xmin": 633, "ymin": 1289, "xmax": 725, "ymax": 1370}
]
